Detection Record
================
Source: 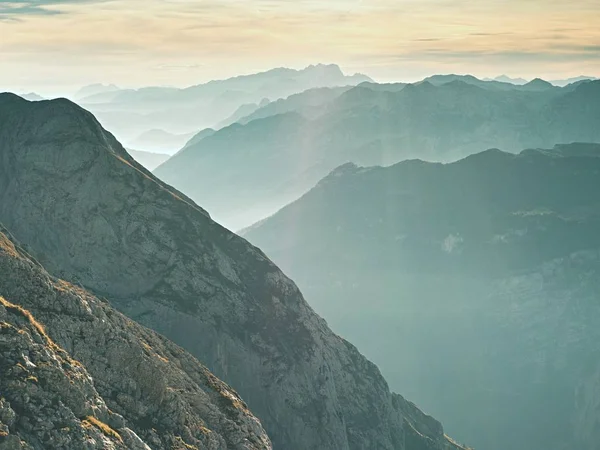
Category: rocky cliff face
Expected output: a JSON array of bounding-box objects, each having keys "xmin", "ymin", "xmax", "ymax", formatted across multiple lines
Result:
[
  {"xmin": 0, "ymin": 93, "xmax": 467, "ymax": 449},
  {"xmin": 0, "ymin": 227, "xmax": 271, "ymax": 450},
  {"xmin": 0, "ymin": 297, "xmax": 135, "ymax": 450}
]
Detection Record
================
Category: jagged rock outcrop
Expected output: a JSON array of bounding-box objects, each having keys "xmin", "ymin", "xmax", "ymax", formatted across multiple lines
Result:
[
  {"xmin": 0, "ymin": 93, "xmax": 467, "ymax": 449},
  {"xmin": 0, "ymin": 298, "xmax": 137, "ymax": 450},
  {"xmin": 0, "ymin": 228, "xmax": 271, "ymax": 450}
]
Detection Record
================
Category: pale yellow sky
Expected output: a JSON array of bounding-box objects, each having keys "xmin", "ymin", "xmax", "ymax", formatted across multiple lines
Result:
[{"xmin": 1, "ymin": 0, "xmax": 599, "ymax": 95}]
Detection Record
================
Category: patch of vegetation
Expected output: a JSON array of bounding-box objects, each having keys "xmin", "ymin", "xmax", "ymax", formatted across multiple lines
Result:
[
  {"xmin": 141, "ymin": 341, "xmax": 169, "ymax": 363},
  {"xmin": 0, "ymin": 233, "xmax": 20, "ymax": 258},
  {"xmin": 0, "ymin": 297, "xmax": 56, "ymax": 349},
  {"xmin": 0, "ymin": 297, "xmax": 83, "ymax": 369},
  {"xmin": 82, "ymin": 416, "xmax": 122, "ymax": 443},
  {"xmin": 174, "ymin": 436, "xmax": 198, "ymax": 449}
]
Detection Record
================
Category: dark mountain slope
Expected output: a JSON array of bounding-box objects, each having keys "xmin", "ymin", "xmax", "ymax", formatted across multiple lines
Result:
[
  {"xmin": 0, "ymin": 93, "xmax": 467, "ymax": 450},
  {"xmin": 156, "ymin": 80, "xmax": 600, "ymax": 230},
  {"xmin": 243, "ymin": 143, "xmax": 600, "ymax": 450},
  {"xmin": 0, "ymin": 228, "xmax": 271, "ymax": 449}
]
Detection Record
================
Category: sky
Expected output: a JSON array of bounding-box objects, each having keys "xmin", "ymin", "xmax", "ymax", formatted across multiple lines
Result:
[{"xmin": 1, "ymin": 0, "xmax": 599, "ymax": 96}]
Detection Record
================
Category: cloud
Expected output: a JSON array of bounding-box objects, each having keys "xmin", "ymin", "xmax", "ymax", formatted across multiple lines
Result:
[
  {"xmin": 0, "ymin": 0, "xmax": 108, "ymax": 17},
  {"xmin": 154, "ymin": 63, "xmax": 205, "ymax": 71},
  {"xmin": 1, "ymin": 0, "xmax": 599, "ymax": 91}
]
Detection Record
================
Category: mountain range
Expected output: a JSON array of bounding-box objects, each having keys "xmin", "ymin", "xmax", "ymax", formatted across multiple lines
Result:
[
  {"xmin": 155, "ymin": 77, "xmax": 600, "ymax": 230},
  {"xmin": 0, "ymin": 93, "xmax": 467, "ymax": 450},
  {"xmin": 75, "ymin": 64, "xmax": 372, "ymax": 148},
  {"xmin": 481, "ymin": 75, "xmax": 597, "ymax": 86},
  {"xmin": 243, "ymin": 143, "xmax": 600, "ymax": 450}
]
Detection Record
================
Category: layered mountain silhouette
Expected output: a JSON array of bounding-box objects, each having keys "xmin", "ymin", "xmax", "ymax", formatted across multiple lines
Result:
[
  {"xmin": 179, "ymin": 85, "xmax": 353, "ymax": 160},
  {"xmin": 155, "ymin": 79, "xmax": 600, "ymax": 230},
  {"xmin": 0, "ymin": 93, "xmax": 467, "ymax": 450},
  {"xmin": 19, "ymin": 93, "xmax": 45, "ymax": 102},
  {"xmin": 484, "ymin": 75, "xmax": 528, "ymax": 85},
  {"xmin": 77, "ymin": 64, "xmax": 372, "ymax": 146},
  {"xmin": 243, "ymin": 143, "xmax": 600, "ymax": 450},
  {"xmin": 0, "ymin": 227, "xmax": 271, "ymax": 449},
  {"xmin": 549, "ymin": 75, "xmax": 598, "ymax": 87},
  {"xmin": 216, "ymin": 98, "xmax": 272, "ymax": 129}
]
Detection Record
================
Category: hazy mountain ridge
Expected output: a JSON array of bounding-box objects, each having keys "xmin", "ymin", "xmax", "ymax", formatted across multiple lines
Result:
[
  {"xmin": 481, "ymin": 74, "xmax": 597, "ymax": 86},
  {"xmin": 75, "ymin": 83, "xmax": 121, "ymax": 100},
  {"xmin": 485, "ymin": 75, "xmax": 528, "ymax": 85},
  {"xmin": 425, "ymin": 74, "xmax": 558, "ymax": 91},
  {"xmin": 549, "ymin": 75, "xmax": 598, "ymax": 87},
  {"xmin": 155, "ymin": 78, "xmax": 600, "ymax": 230},
  {"xmin": 19, "ymin": 93, "xmax": 46, "ymax": 102},
  {"xmin": 0, "ymin": 93, "xmax": 467, "ymax": 450},
  {"xmin": 243, "ymin": 143, "xmax": 600, "ymax": 450},
  {"xmin": 0, "ymin": 227, "xmax": 271, "ymax": 450},
  {"xmin": 228, "ymin": 86, "xmax": 352, "ymax": 126},
  {"xmin": 216, "ymin": 98, "xmax": 271, "ymax": 129},
  {"xmin": 77, "ymin": 64, "xmax": 372, "ymax": 146},
  {"xmin": 178, "ymin": 86, "xmax": 353, "ymax": 154}
]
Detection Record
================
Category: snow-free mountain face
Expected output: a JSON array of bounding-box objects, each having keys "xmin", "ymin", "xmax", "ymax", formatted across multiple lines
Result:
[
  {"xmin": 243, "ymin": 143, "xmax": 600, "ymax": 450},
  {"xmin": 76, "ymin": 64, "xmax": 372, "ymax": 145},
  {"xmin": 0, "ymin": 93, "xmax": 468, "ymax": 450},
  {"xmin": 155, "ymin": 79, "xmax": 600, "ymax": 230},
  {"xmin": 0, "ymin": 227, "xmax": 272, "ymax": 450}
]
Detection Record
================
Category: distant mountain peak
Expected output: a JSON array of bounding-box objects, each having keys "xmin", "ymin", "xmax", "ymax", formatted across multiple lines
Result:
[
  {"xmin": 493, "ymin": 74, "xmax": 529, "ymax": 85},
  {"xmin": 524, "ymin": 78, "xmax": 554, "ymax": 89},
  {"xmin": 461, "ymin": 147, "xmax": 512, "ymax": 164},
  {"xmin": 407, "ymin": 80, "xmax": 436, "ymax": 90},
  {"xmin": 74, "ymin": 83, "xmax": 120, "ymax": 100},
  {"xmin": 330, "ymin": 161, "xmax": 360, "ymax": 176}
]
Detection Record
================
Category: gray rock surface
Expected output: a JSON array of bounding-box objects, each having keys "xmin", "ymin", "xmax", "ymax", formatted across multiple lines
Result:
[
  {"xmin": 0, "ymin": 93, "xmax": 467, "ymax": 449},
  {"xmin": 0, "ymin": 298, "xmax": 135, "ymax": 450},
  {"xmin": 0, "ymin": 228, "xmax": 271, "ymax": 450}
]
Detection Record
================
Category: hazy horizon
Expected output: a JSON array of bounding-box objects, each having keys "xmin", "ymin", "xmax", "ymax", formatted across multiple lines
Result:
[{"xmin": 2, "ymin": 0, "xmax": 599, "ymax": 97}]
